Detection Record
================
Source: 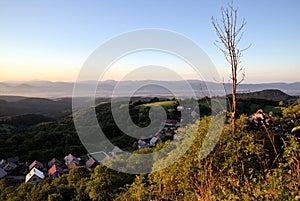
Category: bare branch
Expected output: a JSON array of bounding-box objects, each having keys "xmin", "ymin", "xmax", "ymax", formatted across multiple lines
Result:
[{"xmin": 237, "ymin": 68, "xmax": 245, "ymax": 85}]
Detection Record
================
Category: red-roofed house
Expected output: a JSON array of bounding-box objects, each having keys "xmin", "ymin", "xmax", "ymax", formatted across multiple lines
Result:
[
  {"xmin": 48, "ymin": 158, "xmax": 62, "ymax": 168},
  {"xmin": 29, "ymin": 160, "xmax": 44, "ymax": 171},
  {"xmin": 86, "ymin": 157, "xmax": 98, "ymax": 169},
  {"xmin": 165, "ymin": 119, "xmax": 177, "ymax": 126},
  {"xmin": 67, "ymin": 161, "xmax": 78, "ymax": 170},
  {"xmin": 48, "ymin": 164, "xmax": 64, "ymax": 179}
]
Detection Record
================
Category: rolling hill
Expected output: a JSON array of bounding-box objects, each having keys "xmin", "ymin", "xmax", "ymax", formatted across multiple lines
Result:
[{"xmin": 235, "ymin": 89, "xmax": 298, "ymax": 102}]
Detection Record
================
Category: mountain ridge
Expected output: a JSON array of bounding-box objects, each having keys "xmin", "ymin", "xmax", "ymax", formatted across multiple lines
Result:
[
  {"xmin": 0, "ymin": 89, "xmax": 297, "ymax": 119},
  {"xmin": 0, "ymin": 80, "xmax": 300, "ymax": 98},
  {"xmin": 234, "ymin": 89, "xmax": 298, "ymax": 102}
]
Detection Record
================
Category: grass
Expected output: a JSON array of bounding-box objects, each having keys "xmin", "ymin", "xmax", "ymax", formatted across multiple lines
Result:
[
  {"xmin": 136, "ymin": 101, "xmax": 177, "ymax": 112},
  {"xmin": 142, "ymin": 100, "xmax": 177, "ymax": 108}
]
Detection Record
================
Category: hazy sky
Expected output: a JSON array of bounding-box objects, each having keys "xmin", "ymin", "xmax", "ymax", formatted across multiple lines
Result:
[{"xmin": 0, "ymin": 0, "xmax": 299, "ymax": 83}]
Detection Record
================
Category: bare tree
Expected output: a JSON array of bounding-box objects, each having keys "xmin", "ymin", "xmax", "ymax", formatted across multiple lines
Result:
[{"xmin": 212, "ymin": 2, "xmax": 249, "ymax": 133}]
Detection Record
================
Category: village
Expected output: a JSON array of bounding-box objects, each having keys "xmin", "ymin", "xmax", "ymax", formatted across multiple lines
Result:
[
  {"xmin": 0, "ymin": 116, "xmax": 185, "ymax": 186},
  {"xmin": 0, "ymin": 149, "xmax": 128, "ymax": 186}
]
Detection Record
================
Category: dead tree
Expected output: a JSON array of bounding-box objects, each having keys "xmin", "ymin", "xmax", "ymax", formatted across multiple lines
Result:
[{"xmin": 211, "ymin": 2, "xmax": 249, "ymax": 133}]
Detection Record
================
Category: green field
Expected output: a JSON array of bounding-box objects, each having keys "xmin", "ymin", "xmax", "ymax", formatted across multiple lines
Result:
[{"xmin": 135, "ymin": 100, "xmax": 177, "ymax": 111}]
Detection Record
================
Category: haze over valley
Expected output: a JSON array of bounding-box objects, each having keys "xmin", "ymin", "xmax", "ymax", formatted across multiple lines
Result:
[{"xmin": 1, "ymin": 80, "xmax": 300, "ymax": 98}]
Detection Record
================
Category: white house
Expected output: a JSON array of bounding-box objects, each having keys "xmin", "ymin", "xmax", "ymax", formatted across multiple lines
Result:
[
  {"xmin": 25, "ymin": 167, "xmax": 45, "ymax": 184},
  {"xmin": 150, "ymin": 136, "xmax": 159, "ymax": 145},
  {"xmin": 64, "ymin": 154, "xmax": 80, "ymax": 166}
]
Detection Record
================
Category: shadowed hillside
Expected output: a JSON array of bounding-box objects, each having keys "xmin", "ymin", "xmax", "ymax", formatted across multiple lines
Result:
[
  {"xmin": 0, "ymin": 97, "xmax": 72, "ymax": 118},
  {"xmin": 234, "ymin": 89, "xmax": 298, "ymax": 102}
]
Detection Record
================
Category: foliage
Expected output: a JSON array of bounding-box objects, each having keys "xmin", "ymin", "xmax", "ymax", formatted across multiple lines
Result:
[
  {"xmin": 1, "ymin": 98, "xmax": 300, "ymax": 200},
  {"xmin": 119, "ymin": 99, "xmax": 300, "ymax": 200},
  {"xmin": 0, "ymin": 97, "xmax": 72, "ymax": 118},
  {"xmin": 86, "ymin": 165, "xmax": 134, "ymax": 201},
  {"xmin": 280, "ymin": 99, "xmax": 300, "ymax": 132},
  {"xmin": 0, "ymin": 118, "xmax": 86, "ymax": 164}
]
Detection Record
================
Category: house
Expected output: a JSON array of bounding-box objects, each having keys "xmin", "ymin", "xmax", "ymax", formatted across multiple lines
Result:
[
  {"xmin": 165, "ymin": 129, "xmax": 173, "ymax": 136},
  {"xmin": 110, "ymin": 146, "xmax": 131, "ymax": 158},
  {"xmin": 86, "ymin": 157, "xmax": 98, "ymax": 169},
  {"xmin": 138, "ymin": 136, "xmax": 151, "ymax": 149},
  {"xmin": 150, "ymin": 136, "xmax": 159, "ymax": 146},
  {"xmin": 48, "ymin": 164, "xmax": 64, "ymax": 179},
  {"xmin": 64, "ymin": 154, "xmax": 80, "ymax": 166},
  {"xmin": 165, "ymin": 119, "xmax": 178, "ymax": 126},
  {"xmin": 25, "ymin": 168, "xmax": 45, "ymax": 184},
  {"xmin": 138, "ymin": 139, "xmax": 151, "ymax": 149},
  {"xmin": 0, "ymin": 159, "xmax": 7, "ymax": 168},
  {"xmin": 0, "ymin": 168, "xmax": 7, "ymax": 179},
  {"xmin": 88, "ymin": 151, "xmax": 110, "ymax": 164},
  {"xmin": 7, "ymin": 156, "xmax": 19, "ymax": 166},
  {"xmin": 67, "ymin": 161, "xmax": 78, "ymax": 170},
  {"xmin": 110, "ymin": 146, "xmax": 123, "ymax": 157},
  {"xmin": 3, "ymin": 162, "xmax": 17, "ymax": 172},
  {"xmin": 48, "ymin": 158, "xmax": 62, "ymax": 168},
  {"xmin": 29, "ymin": 160, "xmax": 44, "ymax": 171}
]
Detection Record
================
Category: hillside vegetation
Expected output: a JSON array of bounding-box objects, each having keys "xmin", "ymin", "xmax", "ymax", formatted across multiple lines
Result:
[
  {"xmin": 0, "ymin": 93, "xmax": 299, "ymax": 200},
  {"xmin": 235, "ymin": 89, "xmax": 298, "ymax": 102}
]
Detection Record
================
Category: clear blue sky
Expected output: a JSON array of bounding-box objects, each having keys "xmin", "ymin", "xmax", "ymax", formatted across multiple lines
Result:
[{"xmin": 0, "ymin": 0, "xmax": 299, "ymax": 83}]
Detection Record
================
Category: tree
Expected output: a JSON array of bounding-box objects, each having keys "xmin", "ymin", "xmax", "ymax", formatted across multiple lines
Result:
[
  {"xmin": 280, "ymin": 99, "xmax": 300, "ymax": 132},
  {"xmin": 211, "ymin": 2, "xmax": 249, "ymax": 133},
  {"xmin": 86, "ymin": 165, "xmax": 134, "ymax": 201}
]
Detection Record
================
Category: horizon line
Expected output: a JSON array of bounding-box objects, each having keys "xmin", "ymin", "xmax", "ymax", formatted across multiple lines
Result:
[{"xmin": 1, "ymin": 79, "xmax": 299, "ymax": 85}]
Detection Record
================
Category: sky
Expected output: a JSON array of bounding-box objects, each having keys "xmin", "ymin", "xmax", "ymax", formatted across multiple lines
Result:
[{"xmin": 0, "ymin": 0, "xmax": 299, "ymax": 83}]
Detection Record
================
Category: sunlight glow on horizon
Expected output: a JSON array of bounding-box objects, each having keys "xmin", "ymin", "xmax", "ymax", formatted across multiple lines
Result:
[{"xmin": 0, "ymin": 1, "xmax": 299, "ymax": 83}]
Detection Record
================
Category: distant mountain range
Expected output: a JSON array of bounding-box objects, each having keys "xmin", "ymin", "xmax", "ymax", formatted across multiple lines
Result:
[
  {"xmin": 0, "ymin": 88, "xmax": 298, "ymax": 118},
  {"xmin": 0, "ymin": 80, "xmax": 300, "ymax": 98}
]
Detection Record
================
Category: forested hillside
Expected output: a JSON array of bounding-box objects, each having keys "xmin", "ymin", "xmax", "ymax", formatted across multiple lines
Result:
[{"xmin": 0, "ymin": 94, "xmax": 299, "ymax": 200}]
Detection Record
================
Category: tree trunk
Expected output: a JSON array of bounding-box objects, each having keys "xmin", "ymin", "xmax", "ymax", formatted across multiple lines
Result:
[
  {"xmin": 231, "ymin": 85, "xmax": 236, "ymax": 133},
  {"xmin": 231, "ymin": 64, "xmax": 237, "ymax": 133},
  {"xmin": 211, "ymin": 2, "xmax": 249, "ymax": 134}
]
